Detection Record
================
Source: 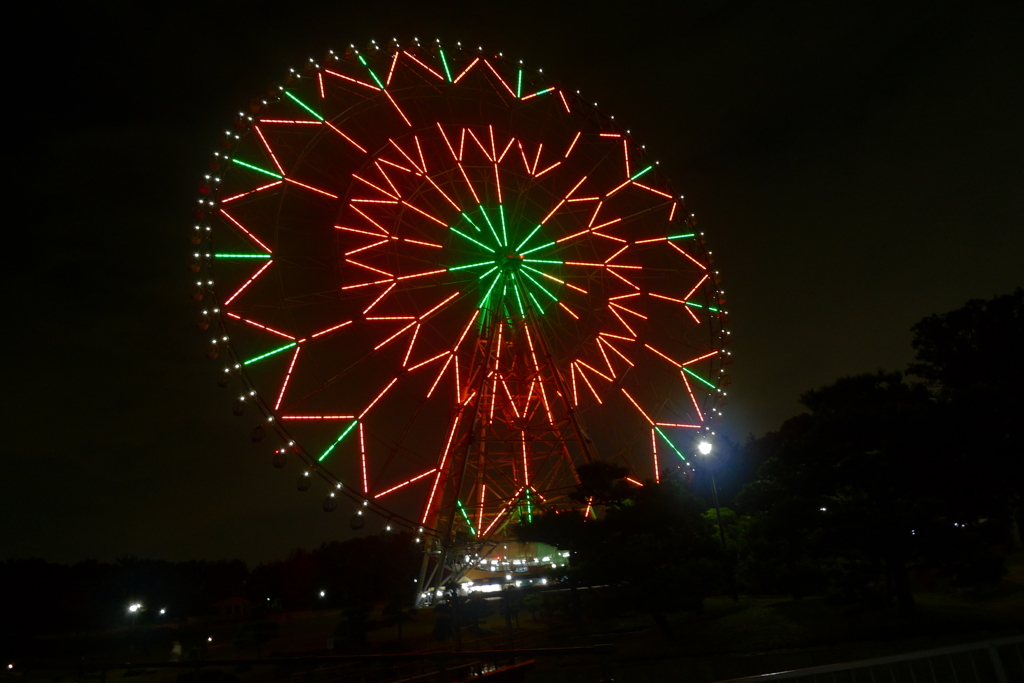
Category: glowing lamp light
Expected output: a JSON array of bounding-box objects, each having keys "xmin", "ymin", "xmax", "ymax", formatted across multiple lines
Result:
[
  {"xmin": 128, "ymin": 603, "xmax": 142, "ymax": 613},
  {"xmin": 698, "ymin": 441, "xmax": 712, "ymax": 455}
]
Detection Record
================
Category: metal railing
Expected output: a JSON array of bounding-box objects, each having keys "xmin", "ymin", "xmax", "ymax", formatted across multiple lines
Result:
[
  {"xmin": 714, "ymin": 635, "xmax": 1023, "ymax": 683},
  {"xmin": 70, "ymin": 644, "xmax": 613, "ymax": 683}
]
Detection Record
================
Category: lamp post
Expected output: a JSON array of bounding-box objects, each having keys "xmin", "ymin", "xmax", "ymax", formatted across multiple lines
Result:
[
  {"xmin": 700, "ymin": 441, "xmax": 739, "ymax": 600},
  {"xmin": 699, "ymin": 441, "xmax": 727, "ymax": 547},
  {"xmin": 127, "ymin": 603, "xmax": 143, "ymax": 662}
]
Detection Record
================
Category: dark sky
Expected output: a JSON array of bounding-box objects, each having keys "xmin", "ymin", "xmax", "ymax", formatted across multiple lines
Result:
[{"xmin": 5, "ymin": 0, "xmax": 1021, "ymax": 565}]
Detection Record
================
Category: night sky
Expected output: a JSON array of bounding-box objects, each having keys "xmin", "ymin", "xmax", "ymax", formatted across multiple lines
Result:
[{"xmin": 5, "ymin": 0, "xmax": 1021, "ymax": 565}]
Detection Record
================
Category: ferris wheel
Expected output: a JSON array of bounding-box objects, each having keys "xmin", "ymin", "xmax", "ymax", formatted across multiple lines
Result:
[{"xmin": 191, "ymin": 38, "xmax": 728, "ymax": 576}]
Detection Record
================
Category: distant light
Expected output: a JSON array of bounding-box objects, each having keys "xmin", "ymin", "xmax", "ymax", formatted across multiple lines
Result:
[
  {"xmin": 207, "ymin": 637, "xmax": 213, "ymax": 642},
  {"xmin": 128, "ymin": 603, "xmax": 142, "ymax": 613},
  {"xmin": 319, "ymin": 590, "xmax": 326, "ymax": 597},
  {"xmin": 159, "ymin": 608, "xmax": 166, "ymax": 615},
  {"xmin": 698, "ymin": 441, "xmax": 712, "ymax": 455}
]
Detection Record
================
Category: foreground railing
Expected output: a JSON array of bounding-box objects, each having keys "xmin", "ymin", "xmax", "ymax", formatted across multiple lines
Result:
[
  {"xmin": 70, "ymin": 645, "xmax": 613, "ymax": 683},
  {"xmin": 714, "ymin": 635, "xmax": 1023, "ymax": 683}
]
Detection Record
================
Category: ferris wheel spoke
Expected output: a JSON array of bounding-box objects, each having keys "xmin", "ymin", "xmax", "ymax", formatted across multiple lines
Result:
[
  {"xmin": 402, "ymin": 50, "xmax": 445, "ymax": 81},
  {"xmin": 242, "ymin": 341, "xmax": 299, "ymax": 367},
  {"xmin": 279, "ymin": 415, "xmax": 356, "ymax": 420},
  {"xmin": 218, "ymin": 209, "xmax": 273, "ymax": 253},
  {"xmin": 218, "ymin": 180, "xmax": 283, "ymax": 205},
  {"xmin": 352, "ymin": 173, "xmax": 399, "ymax": 199},
  {"xmin": 225, "ymin": 313, "xmax": 296, "ymax": 340},
  {"xmin": 324, "ymin": 67, "xmax": 379, "ymax": 92},
  {"xmin": 221, "ymin": 259, "xmax": 273, "ymax": 306},
  {"xmin": 605, "ymin": 308, "xmax": 638, "ymax": 340},
  {"xmin": 387, "ymin": 137, "xmax": 426, "ymax": 173},
  {"xmin": 253, "ymin": 126, "xmax": 286, "ymax": 175},
  {"xmin": 371, "ymin": 161, "xmax": 405, "ymax": 197},
  {"xmin": 453, "ymin": 57, "xmax": 480, "ymax": 84},
  {"xmin": 273, "ymin": 345, "xmax": 302, "ymax": 410},
  {"xmin": 678, "ymin": 371, "xmax": 705, "ymax": 422},
  {"xmin": 318, "ymin": 418, "xmax": 360, "ymax": 462},
  {"xmin": 681, "ymin": 366, "xmax": 716, "ymax": 390},
  {"xmin": 520, "ymin": 86, "xmax": 556, "ymax": 101},
  {"xmin": 374, "ymin": 469, "xmax": 439, "ymax": 500}
]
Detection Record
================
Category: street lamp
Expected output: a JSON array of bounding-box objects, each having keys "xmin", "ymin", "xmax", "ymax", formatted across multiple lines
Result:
[
  {"xmin": 700, "ymin": 441, "xmax": 739, "ymax": 601},
  {"xmin": 698, "ymin": 441, "xmax": 727, "ymax": 546},
  {"xmin": 127, "ymin": 603, "xmax": 143, "ymax": 662}
]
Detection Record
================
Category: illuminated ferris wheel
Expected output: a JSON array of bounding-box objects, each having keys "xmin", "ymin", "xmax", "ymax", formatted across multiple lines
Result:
[{"xmin": 191, "ymin": 38, "xmax": 728, "ymax": 573}]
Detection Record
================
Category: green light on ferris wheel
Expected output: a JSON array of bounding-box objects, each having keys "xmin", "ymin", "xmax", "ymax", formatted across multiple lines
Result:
[
  {"xmin": 527, "ymin": 289, "xmax": 545, "ymax": 314},
  {"xmin": 519, "ymin": 269, "xmax": 558, "ymax": 302},
  {"xmin": 477, "ymin": 272, "xmax": 502, "ymax": 310},
  {"xmin": 520, "ymin": 241, "xmax": 557, "ymax": 256},
  {"xmin": 479, "ymin": 206, "xmax": 503, "ymax": 247},
  {"xmin": 356, "ymin": 54, "xmax": 385, "ymax": 89},
  {"xmin": 460, "ymin": 212, "xmax": 481, "ymax": 232},
  {"xmin": 511, "ymin": 275, "xmax": 526, "ymax": 316},
  {"xmin": 630, "ymin": 165, "xmax": 653, "ymax": 181},
  {"xmin": 456, "ymin": 500, "xmax": 477, "ymax": 536},
  {"xmin": 231, "ymin": 158, "xmax": 283, "ymax": 179},
  {"xmin": 243, "ymin": 342, "xmax": 297, "ymax": 365},
  {"xmin": 450, "ymin": 227, "xmax": 495, "ymax": 253},
  {"xmin": 438, "ymin": 48, "xmax": 453, "ymax": 82},
  {"xmin": 283, "ymin": 91, "xmax": 324, "ymax": 121},
  {"xmin": 654, "ymin": 426, "xmax": 687, "ymax": 462},
  {"xmin": 499, "ymin": 204, "xmax": 508, "ymax": 247},
  {"xmin": 682, "ymin": 367, "xmax": 716, "ymax": 389},
  {"xmin": 515, "ymin": 225, "xmax": 543, "ymax": 252},
  {"xmin": 447, "ymin": 260, "xmax": 495, "ymax": 272},
  {"xmin": 319, "ymin": 419, "xmax": 359, "ymax": 462}
]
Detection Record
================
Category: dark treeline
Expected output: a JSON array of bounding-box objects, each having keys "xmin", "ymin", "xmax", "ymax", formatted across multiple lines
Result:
[
  {"xmin": 0, "ymin": 534, "xmax": 419, "ymax": 647},
  {"xmin": 519, "ymin": 288, "xmax": 1023, "ymax": 627},
  {"xmin": 735, "ymin": 288, "xmax": 1023, "ymax": 608},
  {"xmin": 4, "ymin": 290, "xmax": 1020, "ymax": 652}
]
